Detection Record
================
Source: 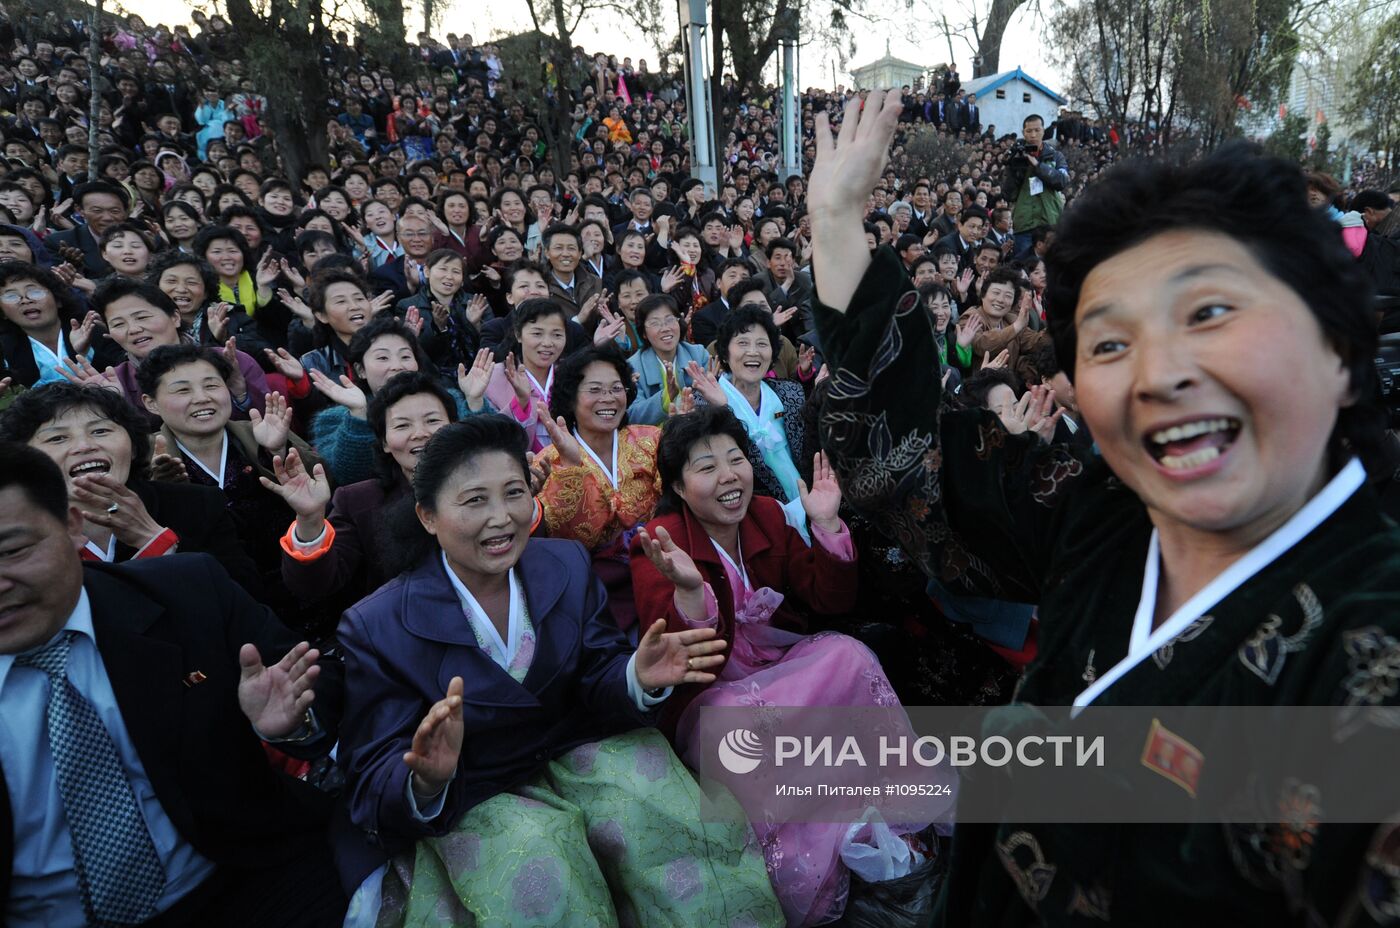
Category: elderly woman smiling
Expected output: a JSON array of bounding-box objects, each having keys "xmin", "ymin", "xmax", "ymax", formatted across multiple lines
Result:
[
  {"xmin": 810, "ymin": 91, "xmax": 1399, "ymax": 926},
  {"xmin": 0, "ymin": 262, "xmax": 117, "ymax": 387},
  {"xmin": 0, "ymin": 381, "xmax": 260, "ymax": 593},
  {"xmin": 334, "ymin": 416, "xmax": 782, "ymax": 928},
  {"xmin": 535, "ymin": 344, "xmax": 662, "ymax": 631}
]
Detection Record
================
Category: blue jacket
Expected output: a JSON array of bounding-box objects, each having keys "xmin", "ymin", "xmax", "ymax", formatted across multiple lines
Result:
[
  {"xmin": 194, "ymin": 100, "xmax": 228, "ymax": 159},
  {"xmin": 626, "ymin": 342, "xmax": 710, "ymax": 425},
  {"xmin": 332, "ymin": 538, "xmax": 653, "ymax": 889}
]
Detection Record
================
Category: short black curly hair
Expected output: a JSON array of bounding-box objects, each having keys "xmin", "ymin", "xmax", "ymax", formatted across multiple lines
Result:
[
  {"xmin": 655, "ymin": 404, "xmax": 752, "ymax": 513},
  {"xmin": 1044, "ymin": 141, "xmax": 1383, "ymax": 474},
  {"xmin": 192, "ymin": 224, "xmax": 253, "ymax": 277},
  {"xmin": 0, "ymin": 382, "xmax": 151, "ymax": 481},
  {"xmin": 548, "ymin": 343, "xmax": 636, "ymax": 431},
  {"xmin": 958, "ymin": 367, "xmax": 1024, "ymax": 411},
  {"xmin": 146, "ymin": 250, "xmax": 219, "ymax": 309},
  {"xmin": 715, "ymin": 305, "xmax": 780, "ymax": 374},
  {"xmin": 136, "ymin": 343, "xmax": 233, "ymax": 397},
  {"xmin": 368, "ymin": 370, "xmax": 460, "ymax": 488},
  {"xmin": 346, "ymin": 314, "xmax": 435, "ymax": 390}
]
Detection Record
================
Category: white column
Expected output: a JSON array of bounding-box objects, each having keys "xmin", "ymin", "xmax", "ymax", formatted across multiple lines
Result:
[{"xmin": 679, "ymin": 0, "xmax": 719, "ymax": 196}]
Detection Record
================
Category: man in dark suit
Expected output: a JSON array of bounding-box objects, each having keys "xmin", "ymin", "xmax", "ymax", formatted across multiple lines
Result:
[
  {"xmin": 965, "ymin": 92, "xmax": 982, "ymax": 134},
  {"xmin": 930, "ymin": 189, "xmax": 964, "ymax": 240},
  {"xmin": 45, "ymin": 181, "xmax": 129, "ymax": 279},
  {"xmin": 45, "ymin": 17, "xmax": 87, "ymax": 48},
  {"xmin": 142, "ymin": 61, "xmax": 194, "ymax": 131},
  {"xmin": 610, "ymin": 188, "xmax": 656, "ymax": 240},
  {"xmin": 0, "ymin": 443, "xmax": 346, "ymax": 927},
  {"xmin": 949, "ymin": 90, "xmax": 968, "ymax": 132},
  {"xmin": 986, "ymin": 207, "xmax": 1014, "ymax": 250},
  {"xmin": 688, "ymin": 257, "xmax": 750, "ymax": 348},
  {"xmin": 906, "ymin": 182, "xmax": 937, "ymax": 239},
  {"xmin": 934, "ymin": 206, "xmax": 990, "ymax": 272},
  {"xmin": 369, "ymin": 214, "xmax": 436, "ymax": 301},
  {"xmin": 753, "ymin": 238, "xmax": 814, "ymax": 337},
  {"xmin": 932, "ymin": 96, "xmax": 949, "ymax": 128},
  {"xmin": 542, "ymin": 224, "xmax": 602, "ymax": 320}
]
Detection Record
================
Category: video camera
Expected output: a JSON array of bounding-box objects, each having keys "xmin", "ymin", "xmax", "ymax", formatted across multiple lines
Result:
[
  {"xmin": 1007, "ymin": 139, "xmax": 1038, "ymax": 164},
  {"xmin": 1372, "ymin": 295, "xmax": 1400, "ymax": 426}
]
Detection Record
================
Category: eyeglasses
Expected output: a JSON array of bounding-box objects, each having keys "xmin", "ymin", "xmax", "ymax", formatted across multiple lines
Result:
[
  {"xmin": 644, "ymin": 315, "xmax": 679, "ymax": 330},
  {"xmin": 582, "ymin": 384, "xmax": 627, "ymax": 398},
  {"xmin": 1, "ymin": 286, "xmax": 49, "ymax": 304}
]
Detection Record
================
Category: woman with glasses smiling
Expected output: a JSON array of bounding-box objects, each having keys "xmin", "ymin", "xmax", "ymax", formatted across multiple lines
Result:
[
  {"xmin": 0, "ymin": 262, "xmax": 117, "ymax": 388},
  {"xmin": 626, "ymin": 292, "xmax": 708, "ymax": 425},
  {"xmin": 534, "ymin": 344, "xmax": 662, "ymax": 632}
]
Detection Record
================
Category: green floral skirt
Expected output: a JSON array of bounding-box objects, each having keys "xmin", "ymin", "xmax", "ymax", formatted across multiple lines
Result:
[{"xmin": 375, "ymin": 727, "xmax": 783, "ymax": 928}]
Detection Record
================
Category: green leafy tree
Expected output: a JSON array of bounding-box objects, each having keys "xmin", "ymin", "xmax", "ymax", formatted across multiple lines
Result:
[
  {"xmin": 1342, "ymin": 11, "xmax": 1400, "ymax": 172},
  {"xmin": 221, "ymin": 0, "xmax": 334, "ymax": 188},
  {"xmin": 1050, "ymin": 0, "xmax": 1302, "ymax": 150},
  {"xmin": 1263, "ymin": 112, "xmax": 1309, "ymax": 162}
]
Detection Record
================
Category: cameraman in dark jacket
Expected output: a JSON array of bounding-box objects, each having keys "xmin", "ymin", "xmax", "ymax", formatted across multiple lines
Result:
[{"xmin": 1002, "ymin": 113, "xmax": 1069, "ymax": 258}]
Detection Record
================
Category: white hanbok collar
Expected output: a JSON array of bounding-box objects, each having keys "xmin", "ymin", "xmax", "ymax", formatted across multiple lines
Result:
[{"xmin": 1072, "ymin": 458, "xmax": 1365, "ymax": 713}]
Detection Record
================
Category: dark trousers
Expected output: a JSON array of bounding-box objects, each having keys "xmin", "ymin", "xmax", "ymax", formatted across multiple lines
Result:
[
  {"xmin": 143, "ymin": 836, "xmax": 347, "ymax": 928},
  {"xmin": 1012, "ymin": 230, "xmax": 1037, "ymax": 261}
]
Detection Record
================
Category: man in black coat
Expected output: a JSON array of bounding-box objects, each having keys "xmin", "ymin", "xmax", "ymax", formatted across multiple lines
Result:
[
  {"xmin": 368, "ymin": 213, "xmax": 436, "ymax": 301},
  {"xmin": 0, "ymin": 443, "xmax": 346, "ymax": 927},
  {"xmin": 934, "ymin": 206, "xmax": 990, "ymax": 272},
  {"xmin": 142, "ymin": 61, "xmax": 194, "ymax": 131},
  {"xmin": 965, "ymin": 92, "xmax": 982, "ymax": 134},
  {"xmin": 949, "ymin": 90, "xmax": 968, "ymax": 132},
  {"xmin": 44, "ymin": 181, "xmax": 130, "ymax": 279}
]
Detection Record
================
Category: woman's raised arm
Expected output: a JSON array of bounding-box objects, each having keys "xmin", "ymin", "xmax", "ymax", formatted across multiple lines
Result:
[
  {"xmin": 811, "ymin": 90, "xmax": 1097, "ymax": 605},
  {"xmin": 808, "ymin": 90, "xmax": 902, "ymax": 315}
]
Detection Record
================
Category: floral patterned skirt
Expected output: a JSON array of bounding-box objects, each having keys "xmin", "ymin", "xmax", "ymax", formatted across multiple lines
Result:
[
  {"xmin": 372, "ymin": 727, "xmax": 783, "ymax": 928},
  {"xmin": 674, "ymin": 630, "xmax": 948, "ymax": 927}
]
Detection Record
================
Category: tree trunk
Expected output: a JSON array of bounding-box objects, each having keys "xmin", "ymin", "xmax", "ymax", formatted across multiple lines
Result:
[
  {"xmin": 548, "ymin": 0, "xmax": 577, "ymax": 183},
  {"xmin": 259, "ymin": 42, "xmax": 330, "ymax": 187},
  {"xmin": 225, "ymin": 0, "xmax": 330, "ymax": 189},
  {"xmin": 86, "ymin": 0, "xmax": 102, "ymax": 180},
  {"xmin": 714, "ymin": 0, "xmax": 784, "ymax": 94},
  {"xmin": 361, "ymin": 0, "xmax": 408, "ymax": 69},
  {"xmin": 976, "ymin": 0, "xmax": 1027, "ymax": 75}
]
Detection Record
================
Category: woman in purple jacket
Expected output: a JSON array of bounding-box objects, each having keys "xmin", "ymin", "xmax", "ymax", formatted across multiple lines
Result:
[{"xmin": 335, "ymin": 415, "xmax": 782, "ymax": 927}]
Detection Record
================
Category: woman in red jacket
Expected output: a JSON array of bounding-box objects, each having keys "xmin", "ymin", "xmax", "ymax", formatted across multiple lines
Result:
[{"xmin": 630, "ymin": 405, "xmax": 944, "ymax": 927}]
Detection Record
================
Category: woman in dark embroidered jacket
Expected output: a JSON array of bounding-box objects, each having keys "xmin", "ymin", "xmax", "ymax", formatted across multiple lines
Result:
[{"xmin": 809, "ymin": 91, "xmax": 1400, "ymax": 926}]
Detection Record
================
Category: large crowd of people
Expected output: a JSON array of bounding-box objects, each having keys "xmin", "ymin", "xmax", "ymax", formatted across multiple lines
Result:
[{"xmin": 2, "ymin": 7, "xmax": 1400, "ymax": 928}]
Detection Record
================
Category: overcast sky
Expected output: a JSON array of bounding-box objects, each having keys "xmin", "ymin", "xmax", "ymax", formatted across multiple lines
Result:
[{"xmin": 143, "ymin": 0, "xmax": 1063, "ymax": 93}]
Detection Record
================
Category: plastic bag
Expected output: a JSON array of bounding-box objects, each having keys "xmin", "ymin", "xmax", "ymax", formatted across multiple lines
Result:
[
  {"xmin": 840, "ymin": 811, "xmax": 914, "ymax": 882},
  {"xmin": 841, "ymin": 850, "xmax": 943, "ymax": 928}
]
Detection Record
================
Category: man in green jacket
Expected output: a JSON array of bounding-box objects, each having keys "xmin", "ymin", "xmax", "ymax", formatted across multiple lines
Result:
[{"xmin": 1002, "ymin": 113, "xmax": 1069, "ymax": 258}]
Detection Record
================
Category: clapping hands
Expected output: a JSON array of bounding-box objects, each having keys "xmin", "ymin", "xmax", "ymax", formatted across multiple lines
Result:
[
  {"xmin": 684, "ymin": 359, "xmax": 726, "ymax": 406},
  {"xmin": 249, "ymin": 391, "xmax": 293, "ymax": 451},
  {"xmin": 455, "ymin": 348, "xmax": 494, "ymax": 411},
  {"xmin": 308, "ymin": 368, "xmax": 367, "ymax": 418}
]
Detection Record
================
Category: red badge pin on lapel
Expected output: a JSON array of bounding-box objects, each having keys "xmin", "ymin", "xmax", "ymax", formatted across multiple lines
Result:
[
  {"xmin": 183, "ymin": 670, "xmax": 208, "ymax": 688},
  {"xmin": 1140, "ymin": 718, "xmax": 1203, "ymax": 797}
]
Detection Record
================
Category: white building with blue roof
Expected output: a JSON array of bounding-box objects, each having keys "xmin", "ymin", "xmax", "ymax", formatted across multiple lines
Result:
[{"xmin": 961, "ymin": 67, "xmax": 1066, "ymax": 138}]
